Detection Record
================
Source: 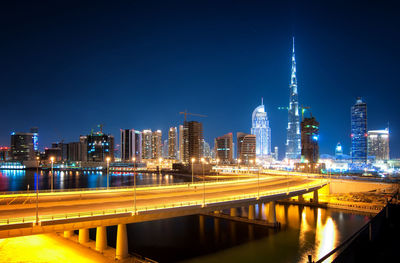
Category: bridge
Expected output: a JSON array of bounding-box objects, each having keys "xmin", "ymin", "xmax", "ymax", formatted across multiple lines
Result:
[{"xmin": 0, "ymin": 175, "xmax": 327, "ymax": 259}]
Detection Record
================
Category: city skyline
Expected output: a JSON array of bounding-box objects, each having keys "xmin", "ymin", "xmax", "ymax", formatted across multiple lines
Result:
[{"xmin": 1, "ymin": 1, "xmax": 399, "ymax": 158}]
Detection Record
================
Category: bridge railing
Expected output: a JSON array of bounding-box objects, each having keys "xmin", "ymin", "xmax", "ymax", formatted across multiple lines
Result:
[
  {"xmin": 0, "ymin": 174, "xmax": 318, "ymax": 196},
  {"xmin": 0, "ymin": 181, "xmax": 327, "ymax": 227}
]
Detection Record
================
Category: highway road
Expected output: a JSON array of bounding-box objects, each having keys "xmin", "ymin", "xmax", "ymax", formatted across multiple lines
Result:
[{"xmin": 0, "ymin": 175, "xmax": 322, "ymax": 221}]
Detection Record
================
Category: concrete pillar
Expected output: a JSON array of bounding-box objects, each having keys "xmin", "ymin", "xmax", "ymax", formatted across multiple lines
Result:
[
  {"xmin": 78, "ymin": 228, "xmax": 89, "ymax": 244},
  {"xmin": 248, "ymin": 205, "xmax": 255, "ymax": 220},
  {"xmin": 313, "ymin": 190, "xmax": 319, "ymax": 203},
  {"xmin": 96, "ymin": 226, "xmax": 107, "ymax": 252},
  {"xmin": 230, "ymin": 207, "xmax": 238, "ymax": 217},
  {"xmin": 298, "ymin": 194, "xmax": 305, "ymax": 202},
  {"xmin": 116, "ymin": 224, "xmax": 128, "ymax": 260},
  {"xmin": 63, "ymin": 230, "xmax": 74, "ymax": 238},
  {"xmin": 267, "ymin": 201, "xmax": 276, "ymax": 224}
]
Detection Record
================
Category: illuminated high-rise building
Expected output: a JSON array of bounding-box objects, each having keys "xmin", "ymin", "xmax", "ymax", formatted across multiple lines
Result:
[
  {"xmin": 10, "ymin": 132, "xmax": 35, "ymax": 161},
  {"xmin": 120, "ymin": 129, "xmax": 142, "ymax": 162},
  {"xmin": 142, "ymin": 130, "xmax": 152, "ymax": 159},
  {"xmin": 368, "ymin": 129, "xmax": 389, "ymax": 161},
  {"xmin": 179, "ymin": 125, "xmax": 184, "ymax": 161},
  {"xmin": 182, "ymin": 121, "xmax": 203, "ymax": 163},
  {"xmin": 285, "ymin": 37, "xmax": 301, "ymax": 159},
  {"xmin": 251, "ymin": 99, "xmax": 271, "ymax": 157},
  {"xmin": 335, "ymin": 142, "xmax": 343, "ymax": 159},
  {"xmin": 300, "ymin": 116, "xmax": 319, "ymax": 163},
  {"xmin": 237, "ymin": 132, "xmax": 256, "ymax": 165},
  {"xmin": 86, "ymin": 132, "xmax": 114, "ymax": 162},
  {"xmin": 30, "ymin": 127, "xmax": 39, "ymax": 152},
  {"xmin": 151, "ymin": 130, "xmax": 162, "ymax": 159},
  {"xmin": 215, "ymin": 133, "xmax": 233, "ymax": 164},
  {"xmin": 274, "ymin": 146, "xmax": 279, "ymax": 160},
  {"xmin": 168, "ymin": 127, "xmax": 178, "ymax": 159},
  {"xmin": 351, "ymin": 97, "xmax": 367, "ymax": 164}
]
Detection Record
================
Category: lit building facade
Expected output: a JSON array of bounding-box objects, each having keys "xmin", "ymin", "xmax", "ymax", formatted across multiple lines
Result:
[
  {"xmin": 215, "ymin": 133, "xmax": 233, "ymax": 164},
  {"xmin": 300, "ymin": 116, "xmax": 319, "ymax": 163},
  {"xmin": 85, "ymin": 132, "xmax": 114, "ymax": 162},
  {"xmin": 368, "ymin": 129, "xmax": 389, "ymax": 161},
  {"xmin": 30, "ymin": 127, "xmax": 39, "ymax": 152},
  {"xmin": 182, "ymin": 121, "xmax": 203, "ymax": 163},
  {"xmin": 335, "ymin": 142, "xmax": 343, "ymax": 159},
  {"xmin": 286, "ymin": 38, "xmax": 301, "ymax": 159},
  {"xmin": 142, "ymin": 130, "xmax": 152, "ymax": 159},
  {"xmin": 179, "ymin": 125, "xmax": 184, "ymax": 161},
  {"xmin": 351, "ymin": 98, "xmax": 367, "ymax": 164},
  {"xmin": 237, "ymin": 132, "xmax": 256, "ymax": 165},
  {"xmin": 168, "ymin": 127, "xmax": 178, "ymax": 159},
  {"xmin": 10, "ymin": 132, "xmax": 35, "ymax": 161},
  {"xmin": 151, "ymin": 130, "xmax": 162, "ymax": 159},
  {"xmin": 120, "ymin": 129, "xmax": 142, "ymax": 162},
  {"xmin": 251, "ymin": 99, "xmax": 271, "ymax": 157}
]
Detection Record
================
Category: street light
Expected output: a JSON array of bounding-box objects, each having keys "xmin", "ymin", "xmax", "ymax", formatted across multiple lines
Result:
[
  {"xmin": 158, "ymin": 157, "xmax": 163, "ymax": 184},
  {"xmin": 201, "ymin": 157, "xmax": 205, "ymax": 207},
  {"xmin": 50, "ymin": 156, "xmax": 54, "ymax": 192},
  {"xmin": 35, "ymin": 156, "xmax": 40, "ymax": 225},
  {"xmin": 106, "ymin": 157, "xmax": 111, "ymax": 189},
  {"xmin": 191, "ymin": 158, "xmax": 195, "ymax": 185},
  {"xmin": 132, "ymin": 157, "xmax": 136, "ymax": 215}
]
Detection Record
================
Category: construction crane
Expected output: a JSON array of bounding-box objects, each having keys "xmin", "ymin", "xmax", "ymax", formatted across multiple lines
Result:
[{"xmin": 179, "ymin": 110, "xmax": 207, "ymax": 122}]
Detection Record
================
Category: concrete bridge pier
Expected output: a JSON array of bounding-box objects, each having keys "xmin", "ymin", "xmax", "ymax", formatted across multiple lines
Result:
[
  {"xmin": 116, "ymin": 224, "xmax": 128, "ymax": 260},
  {"xmin": 96, "ymin": 226, "xmax": 107, "ymax": 252},
  {"xmin": 78, "ymin": 228, "xmax": 89, "ymax": 244},
  {"xmin": 298, "ymin": 194, "xmax": 305, "ymax": 202},
  {"xmin": 313, "ymin": 190, "xmax": 319, "ymax": 203},
  {"xmin": 230, "ymin": 207, "xmax": 238, "ymax": 217},
  {"xmin": 248, "ymin": 205, "xmax": 255, "ymax": 220},
  {"xmin": 267, "ymin": 201, "xmax": 276, "ymax": 224},
  {"xmin": 63, "ymin": 230, "xmax": 74, "ymax": 238}
]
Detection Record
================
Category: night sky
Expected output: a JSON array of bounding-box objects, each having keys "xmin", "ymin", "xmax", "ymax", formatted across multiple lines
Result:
[{"xmin": 1, "ymin": 1, "xmax": 399, "ymax": 158}]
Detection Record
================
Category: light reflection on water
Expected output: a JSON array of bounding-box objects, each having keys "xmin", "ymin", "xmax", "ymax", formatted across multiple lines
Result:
[{"xmin": 0, "ymin": 169, "xmax": 190, "ymax": 191}]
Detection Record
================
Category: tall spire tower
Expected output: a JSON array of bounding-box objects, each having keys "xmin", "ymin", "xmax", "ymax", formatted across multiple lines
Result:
[{"xmin": 285, "ymin": 37, "xmax": 301, "ymax": 159}]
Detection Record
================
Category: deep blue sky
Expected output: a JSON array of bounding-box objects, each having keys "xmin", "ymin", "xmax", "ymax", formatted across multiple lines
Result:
[{"xmin": 1, "ymin": 0, "xmax": 399, "ymax": 158}]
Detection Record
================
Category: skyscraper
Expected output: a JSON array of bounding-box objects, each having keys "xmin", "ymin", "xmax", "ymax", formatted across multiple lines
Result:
[
  {"xmin": 335, "ymin": 142, "xmax": 343, "ymax": 159},
  {"xmin": 168, "ymin": 127, "xmax": 178, "ymax": 159},
  {"xmin": 86, "ymin": 132, "xmax": 114, "ymax": 162},
  {"xmin": 285, "ymin": 37, "xmax": 301, "ymax": 159},
  {"xmin": 179, "ymin": 125, "xmax": 184, "ymax": 161},
  {"xmin": 120, "ymin": 129, "xmax": 142, "ymax": 162},
  {"xmin": 10, "ymin": 132, "xmax": 35, "ymax": 161},
  {"xmin": 251, "ymin": 99, "xmax": 271, "ymax": 157},
  {"xmin": 367, "ymin": 129, "xmax": 389, "ymax": 161},
  {"xmin": 300, "ymin": 116, "xmax": 319, "ymax": 163},
  {"xmin": 215, "ymin": 133, "xmax": 233, "ymax": 164},
  {"xmin": 182, "ymin": 121, "xmax": 203, "ymax": 163},
  {"xmin": 151, "ymin": 130, "xmax": 162, "ymax": 159},
  {"xmin": 237, "ymin": 132, "xmax": 256, "ymax": 165},
  {"xmin": 351, "ymin": 97, "xmax": 367, "ymax": 164},
  {"xmin": 142, "ymin": 130, "xmax": 152, "ymax": 159}
]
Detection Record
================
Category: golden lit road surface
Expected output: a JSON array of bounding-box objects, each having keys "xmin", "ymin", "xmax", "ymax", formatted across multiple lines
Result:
[
  {"xmin": 0, "ymin": 176, "xmax": 322, "ymax": 221},
  {"xmin": 0, "ymin": 234, "xmax": 110, "ymax": 263}
]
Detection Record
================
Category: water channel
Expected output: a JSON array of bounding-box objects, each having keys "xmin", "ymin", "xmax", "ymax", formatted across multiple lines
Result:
[{"xmin": 0, "ymin": 170, "xmax": 371, "ymax": 262}]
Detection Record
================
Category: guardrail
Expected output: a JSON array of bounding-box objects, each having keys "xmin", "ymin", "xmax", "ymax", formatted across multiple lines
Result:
[
  {"xmin": 0, "ymin": 174, "xmax": 317, "ymax": 196},
  {"xmin": 0, "ymin": 181, "xmax": 327, "ymax": 227},
  {"xmin": 312, "ymin": 190, "xmax": 399, "ymax": 263}
]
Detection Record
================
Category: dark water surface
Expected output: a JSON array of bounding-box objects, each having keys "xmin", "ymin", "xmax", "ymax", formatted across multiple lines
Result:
[{"xmin": 1, "ymin": 170, "xmax": 370, "ymax": 262}]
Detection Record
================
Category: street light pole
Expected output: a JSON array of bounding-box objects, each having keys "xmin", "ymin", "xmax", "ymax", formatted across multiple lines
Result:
[
  {"xmin": 133, "ymin": 157, "xmax": 136, "ymax": 215},
  {"xmin": 50, "ymin": 156, "xmax": 54, "ymax": 192},
  {"xmin": 35, "ymin": 156, "xmax": 39, "ymax": 225},
  {"xmin": 216, "ymin": 158, "xmax": 219, "ymax": 182},
  {"xmin": 201, "ymin": 158, "xmax": 205, "ymax": 207},
  {"xmin": 256, "ymin": 159, "xmax": 260, "ymax": 199},
  {"xmin": 106, "ymin": 157, "xmax": 110, "ymax": 189}
]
